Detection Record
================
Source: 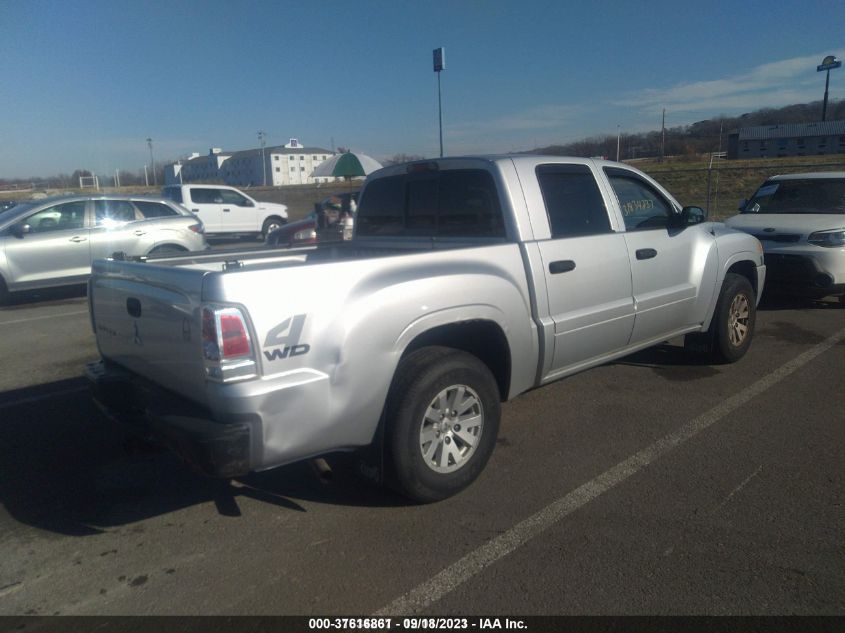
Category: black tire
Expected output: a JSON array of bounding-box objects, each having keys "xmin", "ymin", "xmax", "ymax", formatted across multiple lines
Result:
[
  {"xmin": 384, "ymin": 346, "xmax": 501, "ymax": 503},
  {"xmin": 261, "ymin": 216, "xmax": 286, "ymax": 240},
  {"xmin": 686, "ymin": 273, "xmax": 756, "ymax": 364}
]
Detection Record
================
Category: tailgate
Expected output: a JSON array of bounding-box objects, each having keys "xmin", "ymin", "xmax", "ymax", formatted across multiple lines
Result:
[{"xmin": 90, "ymin": 258, "xmax": 209, "ymax": 405}]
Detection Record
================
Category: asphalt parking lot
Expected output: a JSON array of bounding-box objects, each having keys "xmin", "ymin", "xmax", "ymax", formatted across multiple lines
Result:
[{"xmin": 0, "ymin": 280, "xmax": 843, "ymax": 616}]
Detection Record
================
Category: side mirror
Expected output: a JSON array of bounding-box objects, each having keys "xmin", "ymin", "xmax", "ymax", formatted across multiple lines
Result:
[
  {"xmin": 681, "ymin": 206, "xmax": 707, "ymax": 225},
  {"xmin": 242, "ymin": 199, "xmax": 255, "ymax": 207},
  {"xmin": 9, "ymin": 223, "xmax": 30, "ymax": 238},
  {"xmin": 738, "ymin": 198, "xmax": 747, "ymax": 212}
]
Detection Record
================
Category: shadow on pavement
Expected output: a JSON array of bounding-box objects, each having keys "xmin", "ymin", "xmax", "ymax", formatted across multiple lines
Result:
[
  {"xmin": 0, "ymin": 378, "xmax": 405, "ymax": 537},
  {"xmin": 0, "ymin": 284, "xmax": 87, "ymax": 309},
  {"xmin": 758, "ymin": 293, "xmax": 843, "ymax": 311}
]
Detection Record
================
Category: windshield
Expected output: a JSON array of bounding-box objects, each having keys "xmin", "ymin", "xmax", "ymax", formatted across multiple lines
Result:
[
  {"xmin": 743, "ymin": 178, "xmax": 845, "ymax": 214},
  {"xmin": 0, "ymin": 201, "xmax": 37, "ymax": 217}
]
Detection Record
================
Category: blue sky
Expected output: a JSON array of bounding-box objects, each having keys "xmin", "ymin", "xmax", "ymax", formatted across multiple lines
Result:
[{"xmin": 1, "ymin": 0, "xmax": 843, "ymax": 178}]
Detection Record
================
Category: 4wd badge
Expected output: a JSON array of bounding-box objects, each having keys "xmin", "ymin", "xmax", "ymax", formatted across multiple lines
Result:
[{"xmin": 263, "ymin": 314, "xmax": 310, "ymax": 361}]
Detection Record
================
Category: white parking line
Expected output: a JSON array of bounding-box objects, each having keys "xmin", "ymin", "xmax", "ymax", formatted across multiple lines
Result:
[
  {"xmin": 375, "ymin": 325, "xmax": 845, "ymax": 615},
  {"xmin": 0, "ymin": 386, "xmax": 88, "ymax": 411},
  {"xmin": 0, "ymin": 309, "xmax": 88, "ymax": 327}
]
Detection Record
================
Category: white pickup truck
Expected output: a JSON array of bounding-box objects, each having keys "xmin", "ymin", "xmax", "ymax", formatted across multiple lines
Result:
[
  {"xmin": 161, "ymin": 184, "xmax": 288, "ymax": 239},
  {"xmin": 87, "ymin": 156, "xmax": 765, "ymax": 502}
]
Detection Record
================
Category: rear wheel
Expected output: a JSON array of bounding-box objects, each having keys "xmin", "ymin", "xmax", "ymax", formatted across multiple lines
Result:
[
  {"xmin": 261, "ymin": 216, "xmax": 286, "ymax": 240},
  {"xmin": 149, "ymin": 244, "xmax": 187, "ymax": 256},
  {"xmin": 686, "ymin": 273, "xmax": 756, "ymax": 363},
  {"xmin": 385, "ymin": 346, "xmax": 501, "ymax": 503}
]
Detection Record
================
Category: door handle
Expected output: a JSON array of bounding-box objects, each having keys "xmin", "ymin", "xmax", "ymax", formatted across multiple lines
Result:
[
  {"xmin": 223, "ymin": 208, "xmax": 231, "ymax": 213},
  {"xmin": 134, "ymin": 230, "xmax": 147, "ymax": 236},
  {"xmin": 636, "ymin": 248, "xmax": 657, "ymax": 260},
  {"xmin": 69, "ymin": 236, "xmax": 87, "ymax": 243},
  {"xmin": 191, "ymin": 208, "xmax": 200, "ymax": 213},
  {"xmin": 548, "ymin": 260, "xmax": 576, "ymax": 274}
]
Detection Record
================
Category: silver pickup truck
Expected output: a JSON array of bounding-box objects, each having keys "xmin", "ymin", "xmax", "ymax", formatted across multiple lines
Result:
[{"xmin": 86, "ymin": 156, "xmax": 765, "ymax": 502}]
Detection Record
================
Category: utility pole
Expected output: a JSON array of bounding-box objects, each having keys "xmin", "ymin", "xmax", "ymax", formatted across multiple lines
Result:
[
  {"xmin": 146, "ymin": 138, "xmax": 156, "ymax": 186},
  {"xmin": 660, "ymin": 109, "xmax": 666, "ymax": 163},
  {"xmin": 616, "ymin": 125, "xmax": 621, "ymax": 161},
  {"xmin": 257, "ymin": 130, "xmax": 267, "ymax": 186},
  {"xmin": 144, "ymin": 164, "xmax": 149, "ymax": 187}
]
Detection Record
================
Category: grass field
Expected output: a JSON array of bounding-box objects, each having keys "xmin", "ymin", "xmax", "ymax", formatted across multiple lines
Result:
[{"xmin": 637, "ymin": 153, "xmax": 845, "ymax": 219}]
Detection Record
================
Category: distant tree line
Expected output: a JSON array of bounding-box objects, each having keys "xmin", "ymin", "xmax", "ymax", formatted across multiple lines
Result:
[
  {"xmin": 0, "ymin": 163, "xmax": 169, "ymax": 191},
  {"xmin": 527, "ymin": 98, "xmax": 845, "ymax": 160}
]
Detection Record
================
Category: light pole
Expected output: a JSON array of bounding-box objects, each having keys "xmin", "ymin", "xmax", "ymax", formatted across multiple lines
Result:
[
  {"xmin": 146, "ymin": 137, "xmax": 156, "ymax": 186},
  {"xmin": 257, "ymin": 130, "xmax": 267, "ymax": 186},
  {"xmin": 817, "ymin": 55, "xmax": 841, "ymax": 122},
  {"xmin": 433, "ymin": 47, "xmax": 445, "ymax": 158}
]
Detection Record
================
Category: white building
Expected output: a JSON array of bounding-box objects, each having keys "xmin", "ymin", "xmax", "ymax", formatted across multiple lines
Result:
[{"xmin": 165, "ymin": 139, "xmax": 338, "ymax": 186}]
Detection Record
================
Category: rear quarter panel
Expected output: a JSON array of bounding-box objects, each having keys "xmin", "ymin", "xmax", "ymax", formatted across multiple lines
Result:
[{"xmin": 203, "ymin": 243, "xmax": 538, "ymax": 466}]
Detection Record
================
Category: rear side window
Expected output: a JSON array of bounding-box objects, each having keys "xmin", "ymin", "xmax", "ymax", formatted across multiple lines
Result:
[
  {"xmin": 162, "ymin": 187, "xmax": 183, "ymax": 204},
  {"xmin": 356, "ymin": 169, "xmax": 505, "ymax": 238},
  {"xmin": 135, "ymin": 201, "xmax": 179, "ymax": 218},
  {"xmin": 94, "ymin": 200, "xmax": 138, "ymax": 225},
  {"xmin": 189, "ymin": 188, "xmax": 222, "ymax": 204},
  {"xmin": 536, "ymin": 165, "xmax": 612, "ymax": 238}
]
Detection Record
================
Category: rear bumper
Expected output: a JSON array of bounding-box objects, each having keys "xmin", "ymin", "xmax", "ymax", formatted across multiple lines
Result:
[{"xmin": 85, "ymin": 360, "xmax": 252, "ymax": 478}]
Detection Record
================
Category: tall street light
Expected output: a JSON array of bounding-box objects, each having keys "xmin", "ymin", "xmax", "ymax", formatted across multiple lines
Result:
[
  {"xmin": 817, "ymin": 55, "xmax": 841, "ymax": 121},
  {"xmin": 433, "ymin": 47, "xmax": 445, "ymax": 158},
  {"xmin": 257, "ymin": 130, "xmax": 267, "ymax": 186},
  {"xmin": 146, "ymin": 137, "xmax": 156, "ymax": 186}
]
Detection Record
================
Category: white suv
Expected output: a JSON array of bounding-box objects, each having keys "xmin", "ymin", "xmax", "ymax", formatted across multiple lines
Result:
[
  {"xmin": 161, "ymin": 185, "xmax": 288, "ymax": 239},
  {"xmin": 726, "ymin": 172, "xmax": 845, "ymax": 302}
]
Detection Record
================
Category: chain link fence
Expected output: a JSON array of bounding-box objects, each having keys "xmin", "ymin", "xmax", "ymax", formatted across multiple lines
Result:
[{"xmin": 643, "ymin": 159, "xmax": 845, "ymax": 220}]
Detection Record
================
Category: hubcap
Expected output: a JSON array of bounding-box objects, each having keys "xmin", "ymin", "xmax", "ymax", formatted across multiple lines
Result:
[
  {"xmin": 419, "ymin": 384, "xmax": 483, "ymax": 474},
  {"xmin": 727, "ymin": 293, "xmax": 750, "ymax": 347}
]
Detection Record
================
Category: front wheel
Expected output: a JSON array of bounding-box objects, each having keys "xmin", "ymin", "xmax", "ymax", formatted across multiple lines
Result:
[
  {"xmin": 687, "ymin": 273, "xmax": 756, "ymax": 363},
  {"xmin": 385, "ymin": 347, "xmax": 501, "ymax": 503},
  {"xmin": 261, "ymin": 216, "xmax": 286, "ymax": 240}
]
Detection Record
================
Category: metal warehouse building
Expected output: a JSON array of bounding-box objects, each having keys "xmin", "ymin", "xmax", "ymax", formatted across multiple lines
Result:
[{"xmin": 727, "ymin": 121, "xmax": 845, "ymax": 159}]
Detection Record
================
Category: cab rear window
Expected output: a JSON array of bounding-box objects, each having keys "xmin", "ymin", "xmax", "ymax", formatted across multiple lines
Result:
[{"xmin": 356, "ymin": 169, "xmax": 505, "ymax": 238}]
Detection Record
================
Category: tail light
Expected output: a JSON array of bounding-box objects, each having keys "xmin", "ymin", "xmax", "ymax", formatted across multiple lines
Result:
[
  {"xmin": 201, "ymin": 305, "xmax": 257, "ymax": 382},
  {"xmin": 188, "ymin": 223, "xmax": 204, "ymax": 234}
]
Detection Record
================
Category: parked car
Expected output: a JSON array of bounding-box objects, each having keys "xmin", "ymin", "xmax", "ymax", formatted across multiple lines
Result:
[
  {"xmin": 0, "ymin": 200, "xmax": 19, "ymax": 213},
  {"xmin": 86, "ymin": 156, "xmax": 763, "ymax": 503},
  {"xmin": 161, "ymin": 184, "xmax": 288, "ymax": 239},
  {"xmin": 0, "ymin": 194, "xmax": 206, "ymax": 303},
  {"xmin": 266, "ymin": 191, "xmax": 358, "ymax": 248},
  {"xmin": 726, "ymin": 172, "xmax": 845, "ymax": 302}
]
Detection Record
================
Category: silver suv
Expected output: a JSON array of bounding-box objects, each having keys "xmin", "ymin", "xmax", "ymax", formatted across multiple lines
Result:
[{"xmin": 0, "ymin": 194, "xmax": 207, "ymax": 303}]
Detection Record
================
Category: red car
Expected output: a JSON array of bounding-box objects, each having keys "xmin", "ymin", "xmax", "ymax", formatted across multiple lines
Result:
[{"xmin": 266, "ymin": 192, "xmax": 358, "ymax": 248}]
